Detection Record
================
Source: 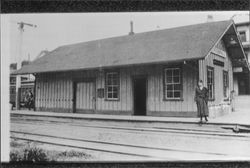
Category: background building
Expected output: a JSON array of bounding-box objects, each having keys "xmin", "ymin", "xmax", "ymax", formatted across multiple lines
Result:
[
  {"xmin": 234, "ymin": 21, "xmax": 250, "ymax": 95},
  {"xmin": 10, "ymin": 61, "xmax": 35, "ymax": 108}
]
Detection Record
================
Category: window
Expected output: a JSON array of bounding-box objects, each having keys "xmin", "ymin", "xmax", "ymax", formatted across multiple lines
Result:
[
  {"xmin": 10, "ymin": 87, "xmax": 16, "ymax": 94},
  {"xmin": 105, "ymin": 72, "xmax": 119, "ymax": 100},
  {"xmin": 207, "ymin": 66, "xmax": 214, "ymax": 100},
  {"xmin": 10, "ymin": 77, "xmax": 16, "ymax": 84},
  {"xmin": 239, "ymin": 31, "xmax": 246, "ymax": 42},
  {"xmin": 223, "ymin": 71, "xmax": 229, "ymax": 98},
  {"xmin": 164, "ymin": 67, "xmax": 182, "ymax": 99}
]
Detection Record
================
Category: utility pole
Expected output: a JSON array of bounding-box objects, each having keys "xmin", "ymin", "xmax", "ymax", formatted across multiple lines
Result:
[{"xmin": 15, "ymin": 22, "xmax": 37, "ymax": 110}]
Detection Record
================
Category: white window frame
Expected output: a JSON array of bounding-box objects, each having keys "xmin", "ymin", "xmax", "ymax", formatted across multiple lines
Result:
[
  {"xmin": 207, "ymin": 66, "xmax": 215, "ymax": 100},
  {"xmin": 105, "ymin": 72, "xmax": 120, "ymax": 100},
  {"xmin": 164, "ymin": 67, "xmax": 182, "ymax": 100}
]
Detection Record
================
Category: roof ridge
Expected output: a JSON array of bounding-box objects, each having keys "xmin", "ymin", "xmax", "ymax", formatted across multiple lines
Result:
[{"xmin": 59, "ymin": 20, "xmax": 232, "ymax": 48}]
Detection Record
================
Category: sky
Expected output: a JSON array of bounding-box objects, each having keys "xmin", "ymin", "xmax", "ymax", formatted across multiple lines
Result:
[{"xmin": 1, "ymin": 11, "xmax": 249, "ymax": 64}]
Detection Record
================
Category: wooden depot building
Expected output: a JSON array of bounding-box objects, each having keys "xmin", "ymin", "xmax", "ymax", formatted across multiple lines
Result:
[{"xmin": 14, "ymin": 20, "xmax": 249, "ymax": 118}]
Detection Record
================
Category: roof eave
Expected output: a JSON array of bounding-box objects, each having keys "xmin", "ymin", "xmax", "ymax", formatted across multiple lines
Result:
[
  {"xmin": 204, "ymin": 20, "xmax": 233, "ymax": 59},
  {"xmin": 13, "ymin": 57, "xmax": 202, "ymax": 75}
]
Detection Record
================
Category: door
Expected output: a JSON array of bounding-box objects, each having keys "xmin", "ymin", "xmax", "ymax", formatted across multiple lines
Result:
[
  {"xmin": 73, "ymin": 81, "xmax": 96, "ymax": 113},
  {"xmin": 133, "ymin": 77, "xmax": 147, "ymax": 116},
  {"xmin": 238, "ymin": 73, "xmax": 247, "ymax": 95}
]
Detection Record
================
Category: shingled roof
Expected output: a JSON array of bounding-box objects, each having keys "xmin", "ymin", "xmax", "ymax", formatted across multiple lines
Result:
[{"xmin": 14, "ymin": 20, "xmax": 234, "ymax": 74}]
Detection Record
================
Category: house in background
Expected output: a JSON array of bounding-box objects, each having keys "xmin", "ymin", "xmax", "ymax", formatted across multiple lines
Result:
[
  {"xmin": 14, "ymin": 20, "xmax": 249, "ymax": 118},
  {"xmin": 234, "ymin": 21, "xmax": 250, "ymax": 95},
  {"xmin": 10, "ymin": 61, "xmax": 35, "ymax": 108}
]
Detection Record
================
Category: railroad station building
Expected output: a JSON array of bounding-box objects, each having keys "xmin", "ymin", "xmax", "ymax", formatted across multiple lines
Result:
[{"xmin": 14, "ymin": 20, "xmax": 249, "ymax": 118}]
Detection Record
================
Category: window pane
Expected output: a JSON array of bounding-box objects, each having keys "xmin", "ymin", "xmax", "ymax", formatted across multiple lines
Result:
[
  {"xmin": 208, "ymin": 71, "xmax": 212, "ymax": 78},
  {"xmin": 174, "ymin": 84, "xmax": 181, "ymax": 90},
  {"xmin": 108, "ymin": 93, "xmax": 112, "ymax": 98},
  {"xmin": 107, "ymin": 87, "xmax": 112, "ymax": 92},
  {"xmin": 174, "ymin": 91, "xmax": 180, "ymax": 98},
  {"xmin": 166, "ymin": 77, "xmax": 172, "ymax": 83},
  {"xmin": 167, "ymin": 84, "xmax": 173, "ymax": 91},
  {"xmin": 173, "ymin": 76, "xmax": 180, "ymax": 83},
  {"xmin": 107, "ymin": 78, "xmax": 112, "ymax": 85},
  {"xmin": 113, "ymin": 87, "xmax": 118, "ymax": 93},
  {"xmin": 166, "ymin": 70, "xmax": 172, "ymax": 77},
  {"xmin": 113, "ymin": 78, "xmax": 118, "ymax": 85},
  {"xmin": 113, "ymin": 92, "xmax": 118, "ymax": 99},
  {"xmin": 173, "ymin": 69, "xmax": 180, "ymax": 76},
  {"xmin": 167, "ymin": 91, "xmax": 173, "ymax": 98},
  {"xmin": 239, "ymin": 32, "xmax": 246, "ymax": 42}
]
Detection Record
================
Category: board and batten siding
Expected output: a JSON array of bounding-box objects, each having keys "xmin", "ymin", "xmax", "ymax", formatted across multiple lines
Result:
[
  {"xmin": 35, "ymin": 73, "xmax": 73, "ymax": 112},
  {"xmin": 35, "ymin": 69, "xmax": 133, "ymax": 114},
  {"xmin": 35, "ymin": 62, "xmax": 199, "ymax": 117},
  {"xmin": 198, "ymin": 40, "xmax": 233, "ymax": 106},
  {"xmin": 95, "ymin": 68, "xmax": 132, "ymax": 114},
  {"xmin": 147, "ymin": 64, "xmax": 198, "ymax": 117}
]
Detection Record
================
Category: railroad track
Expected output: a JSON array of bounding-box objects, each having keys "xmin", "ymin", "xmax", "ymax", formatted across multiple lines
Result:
[
  {"xmin": 11, "ymin": 130, "xmax": 239, "ymax": 160},
  {"xmin": 11, "ymin": 117, "xmax": 250, "ymax": 139},
  {"xmin": 11, "ymin": 116, "xmax": 250, "ymax": 160}
]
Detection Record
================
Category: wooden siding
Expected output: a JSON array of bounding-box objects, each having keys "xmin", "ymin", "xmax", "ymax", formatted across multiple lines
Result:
[
  {"xmin": 35, "ymin": 73, "xmax": 73, "ymax": 112},
  {"xmin": 35, "ymin": 62, "xmax": 199, "ymax": 116},
  {"xmin": 147, "ymin": 63, "xmax": 198, "ymax": 114},
  {"xmin": 199, "ymin": 40, "xmax": 233, "ymax": 106},
  {"xmin": 76, "ymin": 82, "xmax": 95, "ymax": 111}
]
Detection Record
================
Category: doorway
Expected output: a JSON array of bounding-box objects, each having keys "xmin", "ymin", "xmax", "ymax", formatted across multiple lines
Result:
[
  {"xmin": 133, "ymin": 76, "xmax": 147, "ymax": 116},
  {"xmin": 237, "ymin": 73, "xmax": 250, "ymax": 95},
  {"xmin": 73, "ymin": 79, "xmax": 96, "ymax": 113}
]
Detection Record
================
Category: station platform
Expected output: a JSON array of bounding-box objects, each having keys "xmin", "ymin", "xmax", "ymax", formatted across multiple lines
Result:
[{"xmin": 10, "ymin": 109, "xmax": 250, "ymax": 127}]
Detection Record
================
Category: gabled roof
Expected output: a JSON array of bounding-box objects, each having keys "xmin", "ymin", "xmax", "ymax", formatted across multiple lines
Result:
[{"xmin": 14, "ymin": 20, "xmax": 234, "ymax": 74}]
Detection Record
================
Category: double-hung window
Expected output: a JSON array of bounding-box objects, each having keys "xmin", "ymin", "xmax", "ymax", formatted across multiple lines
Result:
[
  {"xmin": 207, "ymin": 66, "xmax": 215, "ymax": 100},
  {"xmin": 164, "ymin": 67, "xmax": 182, "ymax": 99},
  {"xmin": 105, "ymin": 72, "xmax": 119, "ymax": 100},
  {"xmin": 223, "ymin": 70, "xmax": 229, "ymax": 98},
  {"xmin": 239, "ymin": 31, "xmax": 246, "ymax": 42}
]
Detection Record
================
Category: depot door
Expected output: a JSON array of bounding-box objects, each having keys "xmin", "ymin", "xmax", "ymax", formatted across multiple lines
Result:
[
  {"xmin": 133, "ymin": 77, "xmax": 147, "ymax": 116},
  {"xmin": 73, "ymin": 80, "xmax": 96, "ymax": 113}
]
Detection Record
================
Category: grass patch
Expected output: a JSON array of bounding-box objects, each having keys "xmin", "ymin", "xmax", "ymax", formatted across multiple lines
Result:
[
  {"xmin": 57, "ymin": 150, "xmax": 91, "ymax": 158},
  {"xmin": 10, "ymin": 139, "xmax": 92, "ymax": 162},
  {"xmin": 10, "ymin": 142, "xmax": 49, "ymax": 162}
]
